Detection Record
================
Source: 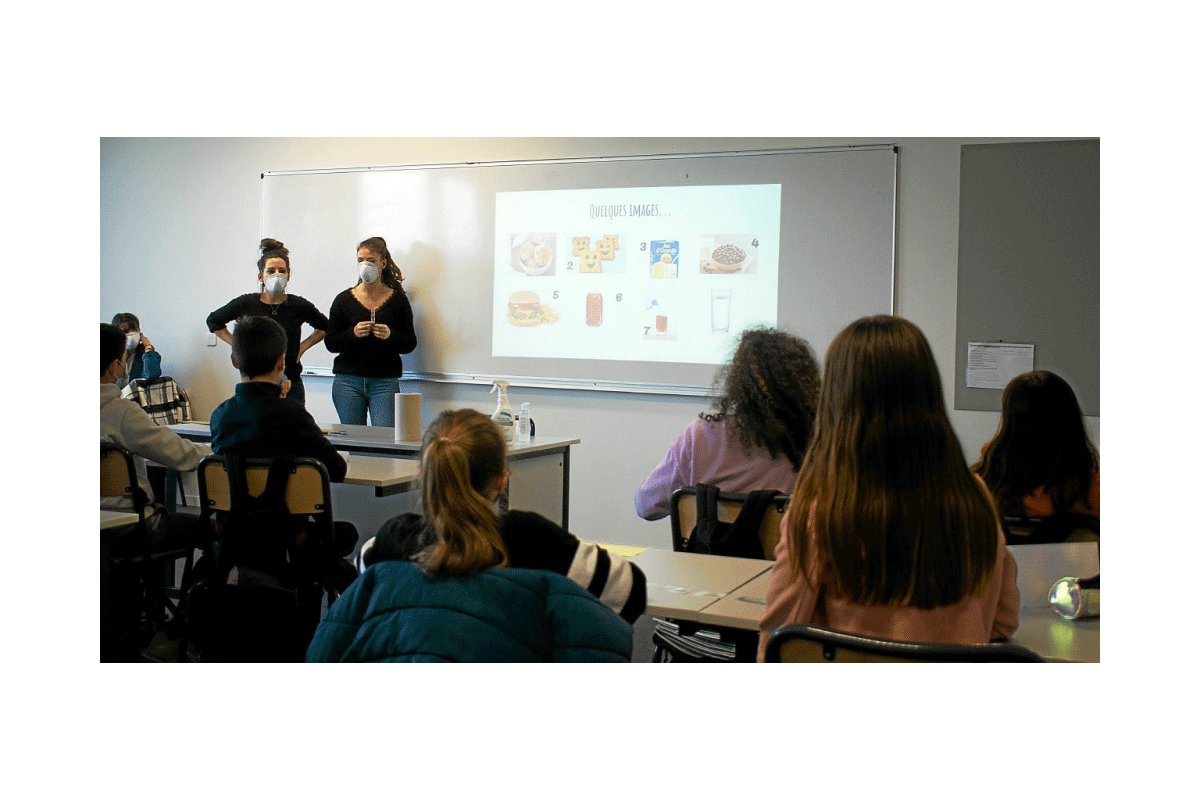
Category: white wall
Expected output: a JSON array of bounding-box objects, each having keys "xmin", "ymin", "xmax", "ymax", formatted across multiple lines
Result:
[{"xmin": 100, "ymin": 137, "xmax": 1099, "ymax": 547}]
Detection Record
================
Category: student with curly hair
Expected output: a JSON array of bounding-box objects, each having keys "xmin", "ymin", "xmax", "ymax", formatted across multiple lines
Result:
[
  {"xmin": 973, "ymin": 370, "xmax": 1099, "ymax": 519},
  {"xmin": 633, "ymin": 326, "xmax": 821, "ymax": 520},
  {"xmin": 757, "ymin": 316, "xmax": 1019, "ymax": 659}
]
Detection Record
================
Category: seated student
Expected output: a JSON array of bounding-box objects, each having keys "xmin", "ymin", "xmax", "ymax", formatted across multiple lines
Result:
[
  {"xmin": 634, "ymin": 327, "xmax": 821, "ymax": 520},
  {"xmin": 208, "ymin": 315, "xmax": 357, "ymax": 590},
  {"xmin": 100, "ymin": 323, "xmax": 209, "ymax": 548},
  {"xmin": 102, "ymin": 321, "xmax": 212, "ymax": 652},
  {"xmin": 757, "ymin": 316, "xmax": 1019, "ymax": 660},
  {"xmin": 973, "ymin": 370, "xmax": 1099, "ymax": 520},
  {"xmin": 111, "ymin": 312, "xmax": 161, "ymax": 387},
  {"xmin": 357, "ymin": 408, "xmax": 647, "ymax": 624},
  {"xmin": 309, "ymin": 409, "xmax": 635, "ymax": 662}
]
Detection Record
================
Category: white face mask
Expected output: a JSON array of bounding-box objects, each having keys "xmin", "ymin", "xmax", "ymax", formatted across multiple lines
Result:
[
  {"xmin": 359, "ymin": 262, "xmax": 380, "ymax": 284},
  {"xmin": 125, "ymin": 331, "xmax": 141, "ymax": 349},
  {"xmin": 264, "ymin": 273, "xmax": 288, "ymax": 294}
]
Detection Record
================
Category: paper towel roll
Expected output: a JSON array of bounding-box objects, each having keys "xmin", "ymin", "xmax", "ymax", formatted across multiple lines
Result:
[{"xmin": 394, "ymin": 393, "xmax": 422, "ymax": 442}]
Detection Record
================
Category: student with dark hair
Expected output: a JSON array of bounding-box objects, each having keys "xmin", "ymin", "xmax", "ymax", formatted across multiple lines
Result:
[
  {"xmin": 324, "ymin": 236, "xmax": 417, "ymax": 426},
  {"xmin": 206, "ymin": 238, "xmax": 328, "ymax": 407},
  {"xmin": 634, "ymin": 326, "xmax": 821, "ymax": 520},
  {"xmin": 757, "ymin": 316, "xmax": 1019, "ymax": 660},
  {"xmin": 208, "ymin": 316, "xmax": 357, "ymax": 590},
  {"xmin": 102, "ymin": 323, "xmax": 211, "ymax": 653},
  {"xmin": 973, "ymin": 370, "xmax": 1099, "ymax": 520},
  {"xmin": 111, "ymin": 312, "xmax": 161, "ymax": 385},
  {"xmin": 308, "ymin": 408, "xmax": 637, "ymax": 662}
]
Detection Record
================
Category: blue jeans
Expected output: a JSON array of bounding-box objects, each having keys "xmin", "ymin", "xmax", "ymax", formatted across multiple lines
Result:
[
  {"xmin": 285, "ymin": 375, "xmax": 306, "ymax": 407},
  {"xmin": 332, "ymin": 375, "xmax": 399, "ymax": 426}
]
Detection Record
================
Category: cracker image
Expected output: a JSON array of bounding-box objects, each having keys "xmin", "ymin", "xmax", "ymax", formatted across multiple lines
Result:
[
  {"xmin": 595, "ymin": 238, "xmax": 616, "ymax": 260},
  {"xmin": 600, "ymin": 234, "xmax": 619, "ymax": 251},
  {"xmin": 580, "ymin": 250, "xmax": 603, "ymax": 273},
  {"xmin": 572, "ymin": 237, "xmax": 591, "ymax": 257}
]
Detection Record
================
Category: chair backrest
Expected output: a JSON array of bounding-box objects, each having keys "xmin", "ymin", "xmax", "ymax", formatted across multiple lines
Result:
[
  {"xmin": 198, "ymin": 454, "xmax": 331, "ymax": 520},
  {"xmin": 1003, "ymin": 512, "xmax": 1099, "ymax": 546},
  {"xmin": 101, "ymin": 442, "xmax": 145, "ymax": 516},
  {"xmin": 670, "ymin": 486, "xmax": 788, "ymax": 559},
  {"xmin": 764, "ymin": 622, "xmax": 1044, "ymax": 662}
]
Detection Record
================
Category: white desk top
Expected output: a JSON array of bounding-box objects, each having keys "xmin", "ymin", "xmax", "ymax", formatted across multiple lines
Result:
[
  {"xmin": 100, "ymin": 510, "xmax": 139, "ymax": 530},
  {"xmin": 630, "ymin": 549, "xmax": 1101, "ymax": 662},
  {"xmin": 630, "ymin": 549, "xmax": 773, "ymax": 623},
  {"xmin": 340, "ymin": 455, "xmax": 421, "ymax": 494}
]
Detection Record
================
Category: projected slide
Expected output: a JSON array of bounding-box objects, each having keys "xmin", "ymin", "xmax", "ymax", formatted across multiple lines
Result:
[{"xmin": 492, "ymin": 184, "xmax": 781, "ymax": 366}]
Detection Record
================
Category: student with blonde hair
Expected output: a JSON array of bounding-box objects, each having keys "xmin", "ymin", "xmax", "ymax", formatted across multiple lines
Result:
[
  {"xmin": 308, "ymin": 409, "xmax": 643, "ymax": 662},
  {"xmin": 757, "ymin": 316, "xmax": 1019, "ymax": 660}
]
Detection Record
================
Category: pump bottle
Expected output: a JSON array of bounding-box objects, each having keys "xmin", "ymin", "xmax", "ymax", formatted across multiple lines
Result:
[{"xmin": 517, "ymin": 402, "xmax": 531, "ymax": 442}]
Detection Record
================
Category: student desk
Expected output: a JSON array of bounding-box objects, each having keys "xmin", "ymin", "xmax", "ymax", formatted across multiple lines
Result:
[
  {"xmin": 342, "ymin": 455, "xmax": 421, "ymax": 498},
  {"xmin": 628, "ymin": 549, "xmax": 1101, "ymax": 662},
  {"xmin": 170, "ymin": 422, "xmax": 580, "ymax": 529},
  {"xmin": 101, "ymin": 510, "xmax": 139, "ymax": 530}
]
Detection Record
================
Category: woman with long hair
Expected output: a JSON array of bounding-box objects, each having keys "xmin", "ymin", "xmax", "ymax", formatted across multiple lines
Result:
[
  {"xmin": 634, "ymin": 326, "xmax": 821, "ymax": 520},
  {"xmin": 324, "ymin": 236, "xmax": 418, "ymax": 426},
  {"xmin": 307, "ymin": 408, "xmax": 641, "ymax": 662},
  {"xmin": 757, "ymin": 316, "xmax": 1019, "ymax": 659},
  {"xmin": 973, "ymin": 370, "xmax": 1099, "ymax": 519},
  {"xmin": 206, "ymin": 238, "xmax": 328, "ymax": 406}
]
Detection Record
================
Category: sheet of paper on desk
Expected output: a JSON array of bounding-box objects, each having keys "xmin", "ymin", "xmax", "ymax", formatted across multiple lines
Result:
[
  {"xmin": 966, "ymin": 342, "xmax": 1034, "ymax": 389},
  {"xmin": 586, "ymin": 542, "xmax": 647, "ymax": 558}
]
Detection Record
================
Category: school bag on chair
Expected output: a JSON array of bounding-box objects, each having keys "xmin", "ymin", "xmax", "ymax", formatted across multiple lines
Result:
[
  {"xmin": 186, "ymin": 453, "xmax": 327, "ymax": 662},
  {"xmin": 653, "ymin": 483, "xmax": 785, "ymax": 662}
]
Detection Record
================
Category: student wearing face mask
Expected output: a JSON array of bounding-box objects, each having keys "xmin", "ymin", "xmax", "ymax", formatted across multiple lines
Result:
[
  {"xmin": 324, "ymin": 236, "xmax": 417, "ymax": 426},
  {"xmin": 111, "ymin": 312, "xmax": 161, "ymax": 387},
  {"xmin": 206, "ymin": 238, "xmax": 328, "ymax": 407}
]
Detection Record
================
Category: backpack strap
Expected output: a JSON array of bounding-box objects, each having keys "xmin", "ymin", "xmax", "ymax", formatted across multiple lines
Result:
[
  {"xmin": 708, "ymin": 489, "xmax": 783, "ymax": 559},
  {"xmin": 688, "ymin": 483, "xmax": 722, "ymax": 554}
]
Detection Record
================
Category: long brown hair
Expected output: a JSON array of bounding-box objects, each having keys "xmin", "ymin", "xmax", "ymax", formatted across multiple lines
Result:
[
  {"xmin": 973, "ymin": 370, "xmax": 1098, "ymax": 516},
  {"xmin": 415, "ymin": 409, "xmax": 509, "ymax": 576},
  {"xmin": 701, "ymin": 326, "xmax": 821, "ymax": 470},
  {"xmin": 788, "ymin": 316, "xmax": 999, "ymax": 608},
  {"xmin": 358, "ymin": 236, "xmax": 404, "ymax": 291}
]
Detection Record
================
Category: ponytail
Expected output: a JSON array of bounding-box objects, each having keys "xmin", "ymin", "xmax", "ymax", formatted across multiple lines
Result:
[{"xmin": 415, "ymin": 415, "xmax": 509, "ymax": 576}]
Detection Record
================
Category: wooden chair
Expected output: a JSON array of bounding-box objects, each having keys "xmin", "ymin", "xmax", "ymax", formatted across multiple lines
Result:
[
  {"xmin": 651, "ymin": 486, "xmax": 789, "ymax": 662},
  {"xmin": 100, "ymin": 442, "xmax": 199, "ymax": 660},
  {"xmin": 1003, "ymin": 513, "xmax": 1099, "ymax": 547},
  {"xmin": 669, "ymin": 485, "xmax": 789, "ymax": 559},
  {"xmin": 190, "ymin": 454, "xmax": 335, "ymax": 661},
  {"xmin": 764, "ymin": 622, "xmax": 1044, "ymax": 662}
]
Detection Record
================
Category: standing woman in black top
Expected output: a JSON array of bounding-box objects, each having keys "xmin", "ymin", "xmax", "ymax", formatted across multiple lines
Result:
[
  {"xmin": 206, "ymin": 238, "xmax": 328, "ymax": 407},
  {"xmin": 325, "ymin": 236, "xmax": 417, "ymax": 426}
]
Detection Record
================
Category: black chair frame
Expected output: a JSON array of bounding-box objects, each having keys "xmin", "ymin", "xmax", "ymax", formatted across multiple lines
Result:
[{"xmin": 764, "ymin": 622, "xmax": 1044, "ymax": 662}]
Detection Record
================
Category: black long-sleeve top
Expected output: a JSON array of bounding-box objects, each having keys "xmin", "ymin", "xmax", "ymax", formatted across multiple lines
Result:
[
  {"xmin": 324, "ymin": 288, "xmax": 417, "ymax": 378},
  {"xmin": 206, "ymin": 293, "xmax": 328, "ymax": 383}
]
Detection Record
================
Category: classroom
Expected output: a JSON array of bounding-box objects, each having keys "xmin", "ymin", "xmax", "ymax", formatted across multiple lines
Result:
[{"xmin": 100, "ymin": 137, "xmax": 1100, "ymax": 665}]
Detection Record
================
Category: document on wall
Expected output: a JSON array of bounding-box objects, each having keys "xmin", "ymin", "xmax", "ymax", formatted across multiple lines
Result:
[{"xmin": 966, "ymin": 342, "xmax": 1035, "ymax": 389}]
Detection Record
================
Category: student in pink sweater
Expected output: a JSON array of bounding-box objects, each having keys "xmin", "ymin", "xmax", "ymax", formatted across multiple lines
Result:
[{"xmin": 758, "ymin": 316, "xmax": 1019, "ymax": 660}]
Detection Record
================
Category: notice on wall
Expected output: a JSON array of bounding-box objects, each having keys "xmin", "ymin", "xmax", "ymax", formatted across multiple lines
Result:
[{"xmin": 966, "ymin": 342, "xmax": 1035, "ymax": 389}]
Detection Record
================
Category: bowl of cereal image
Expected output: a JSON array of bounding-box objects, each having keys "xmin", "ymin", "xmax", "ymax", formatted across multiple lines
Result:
[{"xmin": 512, "ymin": 235, "xmax": 554, "ymax": 275}]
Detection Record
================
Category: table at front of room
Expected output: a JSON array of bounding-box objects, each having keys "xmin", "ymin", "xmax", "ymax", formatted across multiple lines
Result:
[
  {"xmin": 626, "ymin": 549, "xmax": 1100, "ymax": 663},
  {"xmin": 171, "ymin": 422, "xmax": 579, "ymax": 529}
]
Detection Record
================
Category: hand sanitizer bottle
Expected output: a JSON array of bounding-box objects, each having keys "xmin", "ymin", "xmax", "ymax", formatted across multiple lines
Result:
[{"xmin": 517, "ymin": 402, "xmax": 531, "ymax": 443}]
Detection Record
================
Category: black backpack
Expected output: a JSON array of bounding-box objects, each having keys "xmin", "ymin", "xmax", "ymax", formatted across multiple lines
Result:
[
  {"xmin": 687, "ymin": 483, "xmax": 783, "ymax": 560},
  {"xmin": 186, "ymin": 454, "xmax": 324, "ymax": 662}
]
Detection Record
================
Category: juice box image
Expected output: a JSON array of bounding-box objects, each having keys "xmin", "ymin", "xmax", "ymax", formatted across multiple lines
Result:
[{"xmin": 650, "ymin": 240, "xmax": 679, "ymax": 278}]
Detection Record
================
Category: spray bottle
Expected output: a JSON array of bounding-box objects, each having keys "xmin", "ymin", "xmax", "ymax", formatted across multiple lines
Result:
[{"xmin": 491, "ymin": 380, "xmax": 515, "ymax": 444}]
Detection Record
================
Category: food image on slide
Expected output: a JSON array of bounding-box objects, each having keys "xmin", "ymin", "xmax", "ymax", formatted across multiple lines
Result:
[{"xmin": 493, "ymin": 183, "xmax": 780, "ymax": 365}]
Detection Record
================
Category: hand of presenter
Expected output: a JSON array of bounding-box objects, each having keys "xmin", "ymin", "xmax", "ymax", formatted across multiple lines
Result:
[
  {"xmin": 371, "ymin": 323, "xmax": 391, "ymax": 340},
  {"xmin": 353, "ymin": 320, "xmax": 374, "ymax": 338}
]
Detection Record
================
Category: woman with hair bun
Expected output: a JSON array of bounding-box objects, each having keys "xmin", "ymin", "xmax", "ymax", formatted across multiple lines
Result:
[
  {"xmin": 324, "ymin": 236, "xmax": 417, "ymax": 426},
  {"xmin": 206, "ymin": 238, "xmax": 328, "ymax": 407}
]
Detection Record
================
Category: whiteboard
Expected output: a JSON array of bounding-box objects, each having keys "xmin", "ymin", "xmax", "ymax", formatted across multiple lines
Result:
[{"xmin": 259, "ymin": 146, "xmax": 896, "ymax": 394}]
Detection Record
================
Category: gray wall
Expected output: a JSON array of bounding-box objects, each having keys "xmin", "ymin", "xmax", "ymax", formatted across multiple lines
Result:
[{"xmin": 100, "ymin": 137, "xmax": 1100, "ymax": 548}]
